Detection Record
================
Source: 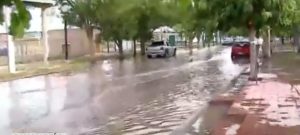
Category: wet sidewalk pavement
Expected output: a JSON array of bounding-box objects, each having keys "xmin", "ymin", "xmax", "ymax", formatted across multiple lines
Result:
[
  {"xmin": 211, "ymin": 74, "xmax": 300, "ymax": 135},
  {"xmin": 203, "ymin": 53, "xmax": 300, "ymax": 135}
]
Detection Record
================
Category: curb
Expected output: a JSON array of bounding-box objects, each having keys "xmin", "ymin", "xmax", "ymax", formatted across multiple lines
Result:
[
  {"xmin": 170, "ymin": 105, "xmax": 208, "ymax": 135},
  {"xmin": 170, "ymin": 66, "xmax": 249, "ymax": 135}
]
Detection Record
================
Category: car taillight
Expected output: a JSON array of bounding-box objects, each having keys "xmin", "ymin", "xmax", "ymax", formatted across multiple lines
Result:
[{"xmin": 160, "ymin": 47, "xmax": 164, "ymax": 50}]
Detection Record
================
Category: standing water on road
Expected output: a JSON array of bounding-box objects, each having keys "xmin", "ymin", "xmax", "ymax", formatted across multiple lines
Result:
[{"xmin": 0, "ymin": 47, "xmax": 248, "ymax": 135}]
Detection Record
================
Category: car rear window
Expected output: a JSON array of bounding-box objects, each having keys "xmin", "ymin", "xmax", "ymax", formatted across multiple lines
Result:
[
  {"xmin": 151, "ymin": 41, "xmax": 164, "ymax": 46},
  {"xmin": 234, "ymin": 42, "xmax": 250, "ymax": 47}
]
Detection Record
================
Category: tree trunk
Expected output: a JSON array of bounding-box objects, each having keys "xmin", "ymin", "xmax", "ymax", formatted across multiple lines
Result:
[
  {"xmin": 219, "ymin": 33, "xmax": 222, "ymax": 45},
  {"xmin": 140, "ymin": 39, "xmax": 146, "ymax": 55},
  {"xmin": 293, "ymin": 26, "xmax": 300, "ymax": 53},
  {"xmin": 133, "ymin": 40, "xmax": 137, "ymax": 56},
  {"xmin": 281, "ymin": 37, "xmax": 285, "ymax": 45},
  {"xmin": 188, "ymin": 37, "xmax": 193, "ymax": 55},
  {"xmin": 249, "ymin": 27, "xmax": 258, "ymax": 80},
  {"xmin": 217, "ymin": 31, "xmax": 221, "ymax": 44},
  {"xmin": 196, "ymin": 34, "xmax": 201, "ymax": 49},
  {"xmin": 106, "ymin": 41, "xmax": 110, "ymax": 53},
  {"xmin": 212, "ymin": 35, "xmax": 215, "ymax": 46},
  {"xmin": 114, "ymin": 44, "xmax": 117, "ymax": 52},
  {"xmin": 85, "ymin": 27, "xmax": 96, "ymax": 57},
  {"xmin": 202, "ymin": 34, "xmax": 206, "ymax": 47},
  {"xmin": 263, "ymin": 28, "xmax": 271, "ymax": 58},
  {"xmin": 116, "ymin": 40, "xmax": 123, "ymax": 57},
  {"xmin": 207, "ymin": 36, "xmax": 211, "ymax": 47},
  {"xmin": 262, "ymin": 34, "xmax": 267, "ymax": 57}
]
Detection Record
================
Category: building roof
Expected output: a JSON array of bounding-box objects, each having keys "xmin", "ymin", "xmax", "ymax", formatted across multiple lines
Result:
[
  {"xmin": 153, "ymin": 26, "xmax": 175, "ymax": 33},
  {"xmin": 23, "ymin": 0, "xmax": 55, "ymax": 7}
]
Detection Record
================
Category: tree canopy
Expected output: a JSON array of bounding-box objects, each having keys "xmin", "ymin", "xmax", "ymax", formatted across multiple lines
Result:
[
  {"xmin": 208, "ymin": 0, "xmax": 298, "ymax": 33},
  {"xmin": 0, "ymin": 0, "xmax": 31, "ymax": 38},
  {"xmin": 53, "ymin": 0, "xmax": 300, "ymax": 57}
]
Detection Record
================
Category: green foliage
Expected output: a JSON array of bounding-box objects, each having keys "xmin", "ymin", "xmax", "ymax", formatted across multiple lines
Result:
[
  {"xmin": 273, "ymin": 0, "xmax": 300, "ymax": 37},
  {"xmin": 208, "ymin": 0, "xmax": 298, "ymax": 33},
  {"xmin": 128, "ymin": 0, "xmax": 176, "ymax": 42},
  {"xmin": 226, "ymin": 27, "xmax": 248, "ymax": 36},
  {"xmin": 0, "ymin": 0, "xmax": 31, "ymax": 38},
  {"xmin": 56, "ymin": 0, "xmax": 299, "ymax": 51},
  {"xmin": 95, "ymin": 0, "xmax": 133, "ymax": 43},
  {"xmin": 169, "ymin": 0, "xmax": 216, "ymax": 40},
  {"xmin": 55, "ymin": 0, "xmax": 97, "ymax": 28}
]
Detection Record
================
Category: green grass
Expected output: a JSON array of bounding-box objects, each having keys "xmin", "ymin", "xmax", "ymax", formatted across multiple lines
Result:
[
  {"xmin": 0, "ymin": 59, "xmax": 89, "ymax": 82},
  {"xmin": 272, "ymin": 53, "xmax": 300, "ymax": 69},
  {"xmin": 271, "ymin": 52, "xmax": 300, "ymax": 83},
  {"xmin": 0, "ymin": 52, "xmax": 136, "ymax": 82}
]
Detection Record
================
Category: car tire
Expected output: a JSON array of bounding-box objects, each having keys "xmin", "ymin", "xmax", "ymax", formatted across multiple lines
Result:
[
  {"xmin": 164, "ymin": 50, "xmax": 169, "ymax": 57},
  {"xmin": 271, "ymin": 49, "xmax": 273, "ymax": 54},
  {"xmin": 231, "ymin": 54, "xmax": 236, "ymax": 59},
  {"xmin": 147, "ymin": 55, "xmax": 152, "ymax": 58},
  {"xmin": 173, "ymin": 49, "xmax": 177, "ymax": 56}
]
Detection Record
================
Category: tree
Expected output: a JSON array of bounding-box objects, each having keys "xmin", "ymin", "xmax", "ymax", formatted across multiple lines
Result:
[
  {"xmin": 260, "ymin": 26, "xmax": 272, "ymax": 58},
  {"xmin": 171, "ymin": 0, "xmax": 197, "ymax": 55},
  {"xmin": 0, "ymin": 0, "xmax": 31, "ymax": 37},
  {"xmin": 289, "ymin": 0, "xmax": 300, "ymax": 53},
  {"xmin": 226, "ymin": 27, "xmax": 248, "ymax": 37},
  {"xmin": 95, "ymin": 0, "xmax": 135, "ymax": 57},
  {"xmin": 56, "ymin": 0, "xmax": 98, "ymax": 57},
  {"xmin": 96, "ymin": 0, "xmax": 175, "ymax": 57},
  {"xmin": 171, "ymin": 0, "xmax": 214, "ymax": 55},
  {"xmin": 131, "ymin": 2, "xmax": 152, "ymax": 56},
  {"xmin": 130, "ymin": 0, "xmax": 175, "ymax": 55},
  {"xmin": 208, "ymin": 0, "xmax": 298, "ymax": 79},
  {"xmin": 1, "ymin": 0, "xmax": 31, "ymax": 73}
]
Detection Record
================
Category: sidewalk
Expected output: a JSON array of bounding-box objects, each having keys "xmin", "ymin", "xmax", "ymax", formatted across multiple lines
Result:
[
  {"xmin": 209, "ymin": 52, "xmax": 300, "ymax": 135},
  {"xmin": 211, "ymin": 74, "xmax": 300, "ymax": 135}
]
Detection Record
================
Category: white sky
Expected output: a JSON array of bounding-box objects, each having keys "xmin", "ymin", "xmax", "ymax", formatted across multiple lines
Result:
[{"xmin": 0, "ymin": 7, "xmax": 65, "ymax": 33}]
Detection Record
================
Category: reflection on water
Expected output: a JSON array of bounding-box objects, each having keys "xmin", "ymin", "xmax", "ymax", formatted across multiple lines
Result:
[
  {"xmin": 0, "ymin": 47, "xmax": 249, "ymax": 135},
  {"xmin": 0, "ymin": 75, "xmax": 69, "ymax": 134},
  {"xmin": 0, "ymin": 83, "xmax": 11, "ymax": 135}
]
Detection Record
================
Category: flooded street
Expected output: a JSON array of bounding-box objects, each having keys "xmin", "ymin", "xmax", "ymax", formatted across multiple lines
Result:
[{"xmin": 0, "ymin": 47, "xmax": 248, "ymax": 135}]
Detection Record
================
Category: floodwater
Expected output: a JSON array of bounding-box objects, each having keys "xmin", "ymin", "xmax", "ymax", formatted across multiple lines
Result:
[{"xmin": 0, "ymin": 47, "xmax": 248, "ymax": 135}]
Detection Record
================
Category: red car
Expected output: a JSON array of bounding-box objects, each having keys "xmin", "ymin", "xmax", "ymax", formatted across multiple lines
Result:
[{"xmin": 231, "ymin": 42, "xmax": 250, "ymax": 58}]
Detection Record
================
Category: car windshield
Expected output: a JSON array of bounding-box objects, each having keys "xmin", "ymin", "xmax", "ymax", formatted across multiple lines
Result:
[{"xmin": 151, "ymin": 41, "xmax": 164, "ymax": 46}]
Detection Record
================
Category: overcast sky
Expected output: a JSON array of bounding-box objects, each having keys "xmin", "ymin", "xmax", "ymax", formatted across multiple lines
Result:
[{"xmin": 0, "ymin": 7, "xmax": 64, "ymax": 33}]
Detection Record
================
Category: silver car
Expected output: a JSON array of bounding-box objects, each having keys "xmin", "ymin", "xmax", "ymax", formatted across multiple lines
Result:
[{"xmin": 146, "ymin": 41, "xmax": 177, "ymax": 58}]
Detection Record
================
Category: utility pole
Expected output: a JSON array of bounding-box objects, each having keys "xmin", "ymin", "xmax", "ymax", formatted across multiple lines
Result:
[
  {"xmin": 42, "ymin": 6, "xmax": 49, "ymax": 64},
  {"xmin": 64, "ymin": 18, "xmax": 68, "ymax": 60},
  {"xmin": 61, "ymin": 3, "xmax": 71, "ymax": 60}
]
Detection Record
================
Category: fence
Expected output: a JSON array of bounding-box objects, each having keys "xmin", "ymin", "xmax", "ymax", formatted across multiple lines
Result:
[{"xmin": 0, "ymin": 29, "xmax": 90, "ymax": 66}]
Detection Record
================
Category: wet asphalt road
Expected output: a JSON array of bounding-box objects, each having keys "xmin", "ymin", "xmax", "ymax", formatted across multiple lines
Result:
[{"xmin": 0, "ymin": 46, "xmax": 248, "ymax": 135}]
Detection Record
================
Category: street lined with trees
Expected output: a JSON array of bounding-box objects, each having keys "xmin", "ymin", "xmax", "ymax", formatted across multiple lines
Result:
[
  {"xmin": 2, "ymin": 1, "xmax": 300, "ymax": 134},
  {"xmin": 1, "ymin": 0, "xmax": 300, "ymax": 76}
]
